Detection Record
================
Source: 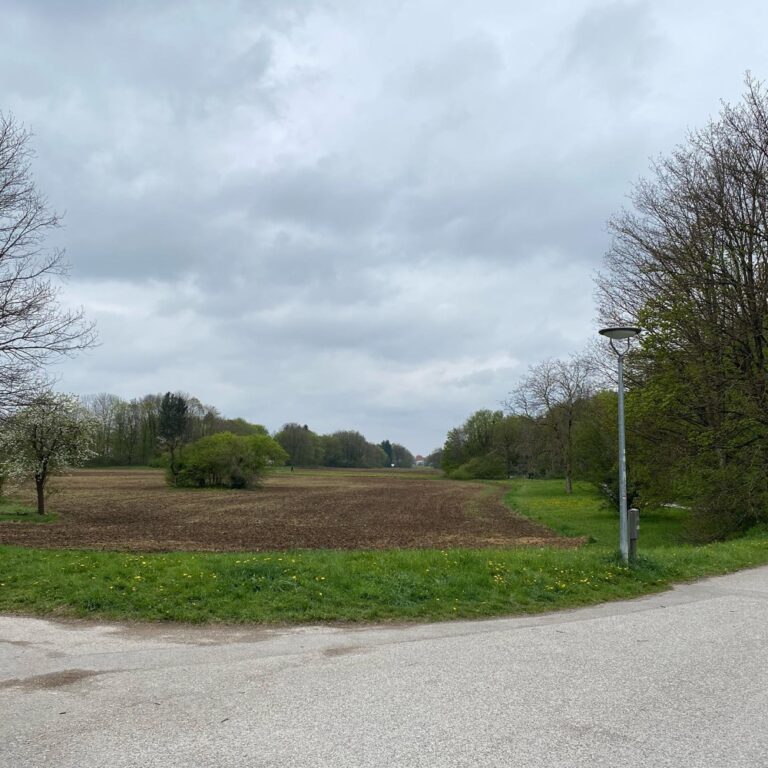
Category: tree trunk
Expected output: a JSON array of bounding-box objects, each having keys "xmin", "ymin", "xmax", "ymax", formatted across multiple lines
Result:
[{"xmin": 35, "ymin": 477, "xmax": 45, "ymax": 515}]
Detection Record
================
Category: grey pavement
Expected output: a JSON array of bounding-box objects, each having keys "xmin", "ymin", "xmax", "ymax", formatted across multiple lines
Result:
[{"xmin": 2, "ymin": 566, "xmax": 768, "ymax": 767}]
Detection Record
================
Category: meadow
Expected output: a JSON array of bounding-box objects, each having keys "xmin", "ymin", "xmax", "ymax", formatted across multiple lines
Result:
[{"xmin": 0, "ymin": 471, "xmax": 766, "ymax": 624}]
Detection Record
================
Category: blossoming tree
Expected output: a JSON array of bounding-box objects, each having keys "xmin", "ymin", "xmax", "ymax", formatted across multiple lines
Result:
[{"xmin": 0, "ymin": 393, "xmax": 97, "ymax": 514}]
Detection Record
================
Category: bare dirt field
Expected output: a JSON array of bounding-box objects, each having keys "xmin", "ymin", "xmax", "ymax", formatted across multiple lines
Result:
[{"xmin": 0, "ymin": 468, "xmax": 583, "ymax": 552}]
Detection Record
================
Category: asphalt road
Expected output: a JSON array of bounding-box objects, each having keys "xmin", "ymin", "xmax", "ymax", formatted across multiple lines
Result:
[{"xmin": 2, "ymin": 566, "xmax": 768, "ymax": 768}]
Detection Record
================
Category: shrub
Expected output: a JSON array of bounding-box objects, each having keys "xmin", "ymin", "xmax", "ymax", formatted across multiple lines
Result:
[
  {"xmin": 450, "ymin": 453, "xmax": 507, "ymax": 480},
  {"xmin": 170, "ymin": 432, "xmax": 287, "ymax": 489}
]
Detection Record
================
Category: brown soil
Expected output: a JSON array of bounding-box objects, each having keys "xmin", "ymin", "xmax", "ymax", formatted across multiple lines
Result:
[{"xmin": 0, "ymin": 469, "xmax": 584, "ymax": 552}]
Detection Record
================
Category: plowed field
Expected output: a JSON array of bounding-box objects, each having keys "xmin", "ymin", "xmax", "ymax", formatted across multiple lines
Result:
[{"xmin": 0, "ymin": 469, "xmax": 583, "ymax": 552}]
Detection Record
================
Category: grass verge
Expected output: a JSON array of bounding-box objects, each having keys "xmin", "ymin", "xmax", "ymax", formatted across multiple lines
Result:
[{"xmin": 0, "ymin": 480, "xmax": 766, "ymax": 624}]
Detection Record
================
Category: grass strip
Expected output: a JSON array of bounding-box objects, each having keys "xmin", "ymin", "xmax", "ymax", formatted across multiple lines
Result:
[
  {"xmin": 504, "ymin": 479, "xmax": 690, "ymax": 547},
  {"xmin": 0, "ymin": 500, "xmax": 55, "ymax": 524},
  {"xmin": 0, "ymin": 480, "xmax": 766, "ymax": 624},
  {"xmin": 1, "ymin": 537, "xmax": 767, "ymax": 624}
]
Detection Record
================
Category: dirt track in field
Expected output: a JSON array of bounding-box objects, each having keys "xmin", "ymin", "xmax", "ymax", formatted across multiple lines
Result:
[{"xmin": 0, "ymin": 469, "xmax": 584, "ymax": 552}]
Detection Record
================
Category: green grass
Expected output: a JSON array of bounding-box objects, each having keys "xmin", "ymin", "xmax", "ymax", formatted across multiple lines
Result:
[
  {"xmin": 505, "ymin": 479, "xmax": 690, "ymax": 547},
  {"xmin": 0, "ymin": 480, "xmax": 766, "ymax": 624},
  {"xmin": 0, "ymin": 500, "xmax": 55, "ymax": 523}
]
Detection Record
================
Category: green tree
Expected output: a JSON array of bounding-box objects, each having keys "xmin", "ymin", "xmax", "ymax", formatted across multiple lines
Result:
[
  {"xmin": 212, "ymin": 416, "xmax": 268, "ymax": 437},
  {"xmin": 174, "ymin": 432, "xmax": 287, "ymax": 489},
  {"xmin": 391, "ymin": 443, "xmax": 415, "ymax": 468},
  {"xmin": 441, "ymin": 426, "xmax": 467, "ymax": 474},
  {"xmin": 597, "ymin": 76, "xmax": 768, "ymax": 535},
  {"xmin": 441, "ymin": 410, "xmax": 507, "ymax": 479},
  {"xmin": 425, "ymin": 448, "xmax": 443, "ymax": 468},
  {"xmin": 0, "ymin": 393, "xmax": 96, "ymax": 514},
  {"xmin": 158, "ymin": 392, "xmax": 188, "ymax": 481},
  {"xmin": 321, "ymin": 430, "xmax": 368, "ymax": 468},
  {"xmin": 275, "ymin": 423, "xmax": 321, "ymax": 466}
]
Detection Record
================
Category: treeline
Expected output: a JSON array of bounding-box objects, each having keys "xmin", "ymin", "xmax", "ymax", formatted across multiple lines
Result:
[
  {"xmin": 82, "ymin": 392, "xmax": 267, "ymax": 466},
  {"xmin": 441, "ymin": 360, "xmax": 617, "ymax": 496},
  {"xmin": 273, "ymin": 424, "xmax": 415, "ymax": 469},
  {"xmin": 82, "ymin": 394, "xmax": 415, "ymax": 470}
]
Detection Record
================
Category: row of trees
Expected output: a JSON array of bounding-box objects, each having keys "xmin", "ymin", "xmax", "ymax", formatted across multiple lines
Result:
[
  {"xmin": 272, "ymin": 423, "xmax": 415, "ymax": 469},
  {"xmin": 440, "ymin": 358, "xmax": 616, "ymax": 496},
  {"xmin": 81, "ymin": 392, "xmax": 269, "ymax": 467},
  {"xmin": 80, "ymin": 393, "xmax": 417, "ymax": 471}
]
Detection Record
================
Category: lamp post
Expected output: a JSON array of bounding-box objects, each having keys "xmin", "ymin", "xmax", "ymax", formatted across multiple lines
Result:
[{"xmin": 599, "ymin": 326, "xmax": 641, "ymax": 563}]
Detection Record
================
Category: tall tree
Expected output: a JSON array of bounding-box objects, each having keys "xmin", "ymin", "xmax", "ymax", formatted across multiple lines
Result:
[
  {"xmin": 82, "ymin": 393, "xmax": 121, "ymax": 464},
  {"xmin": 275, "ymin": 423, "xmax": 321, "ymax": 466},
  {"xmin": 158, "ymin": 392, "xmax": 188, "ymax": 480},
  {"xmin": 597, "ymin": 75, "xmax": 768, "ymax": 534},
  {"xmin": 0, "ymin": 114, "xmax": 95, "ymax": 409},
  {"xmin": 391, "ymin": 443, "xmax": 415, "ymax": 468}
]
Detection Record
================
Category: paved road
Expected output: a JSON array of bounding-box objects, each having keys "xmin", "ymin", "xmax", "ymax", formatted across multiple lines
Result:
[{"xmin": 2, "ymin": 567, "xmax": 768, "ymax": 768}]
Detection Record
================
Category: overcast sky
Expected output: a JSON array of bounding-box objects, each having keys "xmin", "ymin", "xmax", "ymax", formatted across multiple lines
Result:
[{"xmin": 3, "ymin": 1, "xmax": 768, "ymax": 453}]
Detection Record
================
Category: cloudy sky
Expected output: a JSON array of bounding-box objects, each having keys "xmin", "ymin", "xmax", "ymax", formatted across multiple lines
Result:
[{"xmin": 2, "ymin": 1, "xmax": 767, "ymax": 453}]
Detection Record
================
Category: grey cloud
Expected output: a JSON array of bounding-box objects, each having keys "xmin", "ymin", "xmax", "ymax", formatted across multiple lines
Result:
[
  {"xmin": 232, "ymin": 165, "xmax": 392, "ymax": 234},
  {"xmin": 399, "ymin": 33, "xmax": 505, "ymax": 99},
  {"xmin": 564, "ymin": 1, "xmax": 664, "ymax": 100},
  {"xmin": 8, "ymin": 0, "xmax": 768, "ymax": 452}
]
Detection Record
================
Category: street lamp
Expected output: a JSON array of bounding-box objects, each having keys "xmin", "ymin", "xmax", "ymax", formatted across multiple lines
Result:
[{"xmin": 599, "ymin": 326, "xmax": 641, "ymax": 563}]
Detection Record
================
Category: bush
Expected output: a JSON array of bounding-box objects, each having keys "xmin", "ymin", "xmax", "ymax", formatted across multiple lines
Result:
[
  {"xmin": 449, "ymin": 453, "xmax": 507, "ymax": 480},
  {"xmin": 169, "ymin": 432, "xmax": 287, "ymax": 489}
]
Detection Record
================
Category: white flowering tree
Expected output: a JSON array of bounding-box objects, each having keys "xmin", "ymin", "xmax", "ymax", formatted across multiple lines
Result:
[{"xmin": 0, "ymin": 393, "xmax": 97, "ymax": 514}]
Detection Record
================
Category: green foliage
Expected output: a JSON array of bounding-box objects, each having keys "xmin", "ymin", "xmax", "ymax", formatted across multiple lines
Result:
[
  {"xmin": 443, "ymin": 410, "xmax": 543, "ymax": 479},
  {"xmin": 158, "ymin": 392, "xmax": 188, "ymax": 445},
  {"xmin": 451, "ymin": 454, "xmax": 507, "ymax": 480},
  {"xmin": 217, "ymin": 418, "xmax": 268, "ymax": 437},
  {"xmin": 391, "ymin": 442, "xmax": 415, "ymax": 468},
  {"xmin": 442, "ymin": 410, "xmax": 504, "ymax": 474},
  {"xmin": 83, "ymin": 390, "xmax": 276, "ymax": 468},
  {"xmin": 158, "ymin": 392, "xmax": 188, "ymax": 479},
  {"xmin": 320, "ymin": 430, "xmax": 387, "ymax": 468},
  {"xmin": 596, "ymin": 77, "xmax": 768, "ymax": 536},
  {"xmin": 172, "ymin": 432, "xmax": 287, "ymax": 489},
  {"xmin": 274, "ymin": 423, "xmax": 322, "ymax": 466}
]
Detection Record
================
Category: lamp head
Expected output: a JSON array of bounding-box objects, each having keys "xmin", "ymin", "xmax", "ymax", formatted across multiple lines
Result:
[{"xmin": 599, "ymin": 326, "xmax": 641, "ymax": 340}]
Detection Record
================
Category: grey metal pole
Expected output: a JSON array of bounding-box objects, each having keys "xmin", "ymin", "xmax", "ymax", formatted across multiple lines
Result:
[{"xmin": 617, "ymin": 351, "xmax": 628, "ymax": 563}]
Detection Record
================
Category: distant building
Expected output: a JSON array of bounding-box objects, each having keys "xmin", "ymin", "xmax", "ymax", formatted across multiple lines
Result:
[{"xmin": 414, "ymin": 455, "xmax": 425, "ymax": 466}]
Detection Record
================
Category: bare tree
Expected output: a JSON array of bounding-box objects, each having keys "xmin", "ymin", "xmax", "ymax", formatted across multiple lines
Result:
[
  {"xmin": 82, "ymin": 393, "xmax": 121, "ymax": 463},
  {"xmin": 0, "ymin": 113, "xmax": 95, "ymax": 411},
  {"xmin": 508, "ymin": 355, "xmax": 596, "ymax": 493}
]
